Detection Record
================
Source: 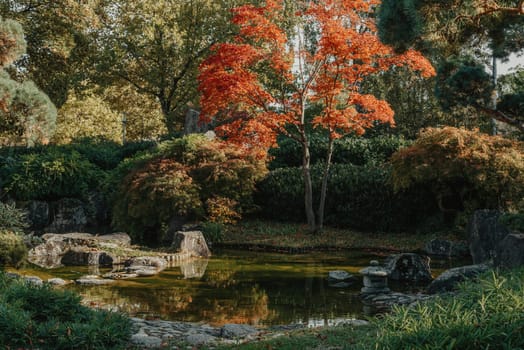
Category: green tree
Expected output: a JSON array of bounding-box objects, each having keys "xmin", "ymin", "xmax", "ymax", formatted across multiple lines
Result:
[
  {"xmin": 0, "ymin": 0, "xmax": 102, "ymax": 108},
  {"xmin": 92, "ymin": 0, "xmax": 247, "ymax": 134},
  {"xmin": 0, "ymin": 17, "xmax": 56, "ymax": 146},
  {"xmin": 377, "ymin": 0, "xmax": 524, "ymax": 133}
]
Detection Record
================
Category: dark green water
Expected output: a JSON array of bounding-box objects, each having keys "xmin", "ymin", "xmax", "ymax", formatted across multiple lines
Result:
[{"xmin": 13, "ymin": 249, "xmax": 470, "ymax": 327}]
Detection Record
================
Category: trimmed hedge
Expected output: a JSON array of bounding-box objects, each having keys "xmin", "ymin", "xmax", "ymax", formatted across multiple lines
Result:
[
  {"xmin": 0, "ymin": 139, "xmax": 156, "ymax": 201},
  {"xmin": 269, "ymin": 134, "xmax": 410, "ymax": 169},
  {"xmin": 255, "ymin": 163, "xmax": 438, "ymax": 232}
]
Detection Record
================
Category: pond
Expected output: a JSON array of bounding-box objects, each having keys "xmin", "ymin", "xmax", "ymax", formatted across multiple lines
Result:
[{"xmin": 13, "ymin": 249, "xmax": 470, "ymax": 327}]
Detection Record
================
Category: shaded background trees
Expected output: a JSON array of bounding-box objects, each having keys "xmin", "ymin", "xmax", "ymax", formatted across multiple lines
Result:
[{"xmin": 0, "ymin": 16, "xmax": 56, "ymax": 146}]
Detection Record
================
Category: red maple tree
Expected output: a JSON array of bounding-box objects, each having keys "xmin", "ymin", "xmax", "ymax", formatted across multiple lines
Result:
[{"xmin": 199, "ymin": 0, "xmax": 435, "ymax": 232}]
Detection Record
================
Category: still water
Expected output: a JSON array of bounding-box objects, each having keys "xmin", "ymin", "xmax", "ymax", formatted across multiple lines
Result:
[{"xmin": 16, "ymin": 249, "xmax": 469, "ymax": 327}]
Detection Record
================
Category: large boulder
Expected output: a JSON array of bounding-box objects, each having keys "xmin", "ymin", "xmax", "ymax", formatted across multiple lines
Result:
[
  {"xmin": 427, "ymin": 263, "xmax": 490, "ymax": 294},
  {"xmin": 494, "ymin": 234, "xmax": 524, "ymax": 269},
  {"xmin": 124, "ymin": 256, "xmax": 168, "ymax": 276},
  {"xmin": 45, "ymin": 198, "xmax": 88, "ymax": 233},
  {"xmin": 172, "ymin": 231, "xmax": 211, "ymax": 258},
  {"xmin": 28, "ymin": 232, "xmax": 130, "ymax": 268},
  {"xmin": 24, "ymin": 200, "xmax": 50, "ymax": 229},
  {"xmin": 424, "ymin": 239, "xmax": 469, "ymax": 257},
  {"xmin": 61, "ymin": 249, "xmax": 114, "ymax": 267},
  {"xmin": 385, "ymin": 253, "xmax": 433, "ymax": 282},
  {"xmin": 468, "ymin": 210, "xmax": 510, "ymax": 264}
]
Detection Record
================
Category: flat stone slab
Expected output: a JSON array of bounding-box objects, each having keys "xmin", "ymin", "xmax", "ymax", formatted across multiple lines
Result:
[
  {"xmin": 221, "ymin": 324, "xmax": 259, "ymax": 339},
  {"xmin": 186, "ymin": 333, "xmax": 218, "ymax": 346},
  {"xmin": 75, "ymin": 278, "xmax": 116, "ymax": 285}
]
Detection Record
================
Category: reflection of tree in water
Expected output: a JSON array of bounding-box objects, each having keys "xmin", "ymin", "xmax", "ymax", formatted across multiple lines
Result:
[
  {"xmin": 201, "ymin": 284, "xmax": 276, "ymax": 326},
  {"xmin": 203, "ymin": 269, "xmax": 236, "ymax": 288}
]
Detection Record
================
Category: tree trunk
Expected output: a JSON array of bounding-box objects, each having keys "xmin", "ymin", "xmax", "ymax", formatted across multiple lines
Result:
[
  {"xmin": 316, "ymin": 138, "xmax": 334, "ymax": 233},
  {"xmin": 300, "ymin": 131, "xmax": 316, "ymax": 232}
]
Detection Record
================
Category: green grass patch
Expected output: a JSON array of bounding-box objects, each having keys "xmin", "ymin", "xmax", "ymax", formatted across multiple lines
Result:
[{"xmin": 222, "ymin": 219, "xmax": 463, "ymax": 252}]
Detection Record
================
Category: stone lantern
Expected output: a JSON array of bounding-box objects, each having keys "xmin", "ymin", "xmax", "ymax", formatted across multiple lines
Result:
[{"xmin": 359, "ymin": 260, "xmax": 390, "ymax": 295}]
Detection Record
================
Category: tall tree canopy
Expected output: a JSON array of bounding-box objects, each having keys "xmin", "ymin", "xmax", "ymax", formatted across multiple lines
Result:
[
  {"xmin": 377, "ymin": 0, "xmax": 524, "ymax": 133},
  {"xmin": 0, "ymin": 0, "xmax": 102, "ymax": 108},
  {"xmin": 92, "ymin": 0, "xmax": 248, "ymax": 134},
  {"xmin": 0, "ymin": 17, "xmax": 56, "ymax": 146},
  {"xmin": 199, "ymin": 0, "xmax": 434, "ymax": 232}
]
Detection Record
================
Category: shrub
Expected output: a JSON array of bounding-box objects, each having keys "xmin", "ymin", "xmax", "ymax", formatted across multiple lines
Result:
[
  {"xmin": 268, "ymin": 134, "xmax": 410, "ymax": 169},
  {"xmin": 499, "ymin": 212, "xmax": 524, "ymax": 232},
  {"xmin": 0, "ymin": 148, "xmax": 104, "ymax": 201},
  {"xmin": 0, "ymin": 272, "xmax": 131, "ymax": 349},
  {"xmin": 255, "ymin": 163, "xmax": 438, "ymax": 232},
  {"xmin": 111, "ymin": 135, "xmax": 267, "ymax": 243},
  {"xmin": 0, "ymin": 230, "xmax": 27, "ymax": 267},
  {"xmin": 391, "ymin": 127, "xmax": 524, "ymax": 219},
  {"xmin": 0, "ymin": 202, "xmax": 28, "ymax": 232}
]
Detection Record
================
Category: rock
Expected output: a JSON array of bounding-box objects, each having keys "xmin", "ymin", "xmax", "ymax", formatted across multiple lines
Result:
[
  {"xmin": 172, "ymin": 231, "xmax": 211, "ymax": 258},
  {"xmin": 424, "ymin": 239, "xmax": 469, "ymax": 257},
  {"xmin": 494, "ymin": 234, "xmax": 524, "ymax": 269},
  {"xmin": 327, "ymin": 270, "xmax": 355, "ymax": 288},
  {"xmin": 468, "ymin": 210, "xmax": 510, "ymax": 264},
  {"xmin": 75, "ymin": 277, "xmax": 116, "ymax": 285},
  {"xmin": 328, "ymin": 270, "xmax": 354, "ymax": 282},
  {"xmin": 427, "ymin": 263, "xmax": 490, "ymax": 294},
  {"xmin": 24, "ymin": 200, "xmax": 50, "ymax": 229},
  {"xmin": 47, "ymin": 278, "xmax": 68, "ymax": 285},
  {"xmin": 186, "ymin": 333, "xmax": 217, "ymax": 346},
  {"xmin": 45, "ymin": 198, "xmax": 88, "ymax": 233},
  {"xmin": 61, "ymin": 249, "xmax": 114, "ymax": 267},
  {"xmin": 86, "ymin": 192, "xmax": 110, "ymax": 230},
  {"xmin": 385, "ymin": 253, "xmax": 432, "ymax": 282},
  {"xmin": 221, "ymin": 324, "xmax": 259, "ymax": 339},
  {"xmin": 28, "ymin": 232, "xmax": 129, "ymax": 268},
  {"xmin": 28, "ymin": 239, "xmax": 68, "ymax": 268},
  {"xmin": 131, "ymin": 329, "xmax": 162, "ymax": 348},
  {"xmin": 95, "ymin": 233, "xmax": 132, "ymax": 247},
  {"xmin": 126, "ymin": 256, "xmax": 167, "ymax": 270},
  {"xmin": 124, "ymin": 256, "xmax": 168, "ymax": 277},
  {"xmin": 24, "ymin": 275, "xmax": 43, "ymax": 286}
]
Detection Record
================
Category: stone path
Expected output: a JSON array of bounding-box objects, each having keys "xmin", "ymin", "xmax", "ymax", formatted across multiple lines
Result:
[{"xmin": 129, "ymin": 318, "xmax": 370, "ymax": 348}]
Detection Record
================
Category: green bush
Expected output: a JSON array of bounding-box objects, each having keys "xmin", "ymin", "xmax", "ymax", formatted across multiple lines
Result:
[
  {"xmin": 0, "ymin": 149, "xmax": 104, "ymax": 201},
  {"xmin": 269, "ymin": 134, "xmax": 410, "ymax": 169},
  {"xmin": 255, "ymin": 163, "xmax": 438, "ymax": 232},
  {"xmin": 0, "ymin": 202, "xmax": 28, "ymax": 232},
  {"xmin": 112, "ymin": 135, "xmax": 267, "ymax": 243},
  {"xmin": 0, "ymin": 272, "xmax": 131, "ymax": 349},
  {"xmin": 499, "ymin": 212, "xmax": 524, "ymax": 232},
  {"xmin": 391, "ymin": 127, "xmax": 524, "ymax": 218},
  {"xmin": 0, "ymin": 230, "xmax": 27, "ymax": 267}
]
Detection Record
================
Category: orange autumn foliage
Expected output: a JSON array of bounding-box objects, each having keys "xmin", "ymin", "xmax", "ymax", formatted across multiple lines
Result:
[
  {"xmin": 199, "ymin": 0, "xmax": 435, "ymax": 231},
  {"xmin": 199, "ymin": 0, "xmax": 435, "ymax": 154}
]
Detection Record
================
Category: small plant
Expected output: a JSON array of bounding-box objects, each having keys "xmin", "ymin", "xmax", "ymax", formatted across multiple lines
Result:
[
  {"xmin": 0, "ymin": 202, "xmax": 28, "ymax": 232},
  {"xmin": 0, "ymin": 230, "xmax": 27, "ymax": 267}
]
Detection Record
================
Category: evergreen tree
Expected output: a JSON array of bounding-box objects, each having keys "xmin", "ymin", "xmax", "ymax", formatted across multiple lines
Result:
[{"xmin": 0, "ymin": 17, "xmax": 56, "ymax": 146}]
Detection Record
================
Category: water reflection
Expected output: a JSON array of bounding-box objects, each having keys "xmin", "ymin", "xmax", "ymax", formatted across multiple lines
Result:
[{"xmin": 22, "ymin": 250, "xmax": 471, "ymax": 326}]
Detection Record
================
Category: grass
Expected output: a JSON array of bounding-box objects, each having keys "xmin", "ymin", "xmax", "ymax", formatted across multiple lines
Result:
[
  {"xmin": 203, "ymin": 267, "xmax": 524, "ymax": 350},
  {"xmin": 222, "ymin": 219, "xmax": 464, "ymax": 252}
]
